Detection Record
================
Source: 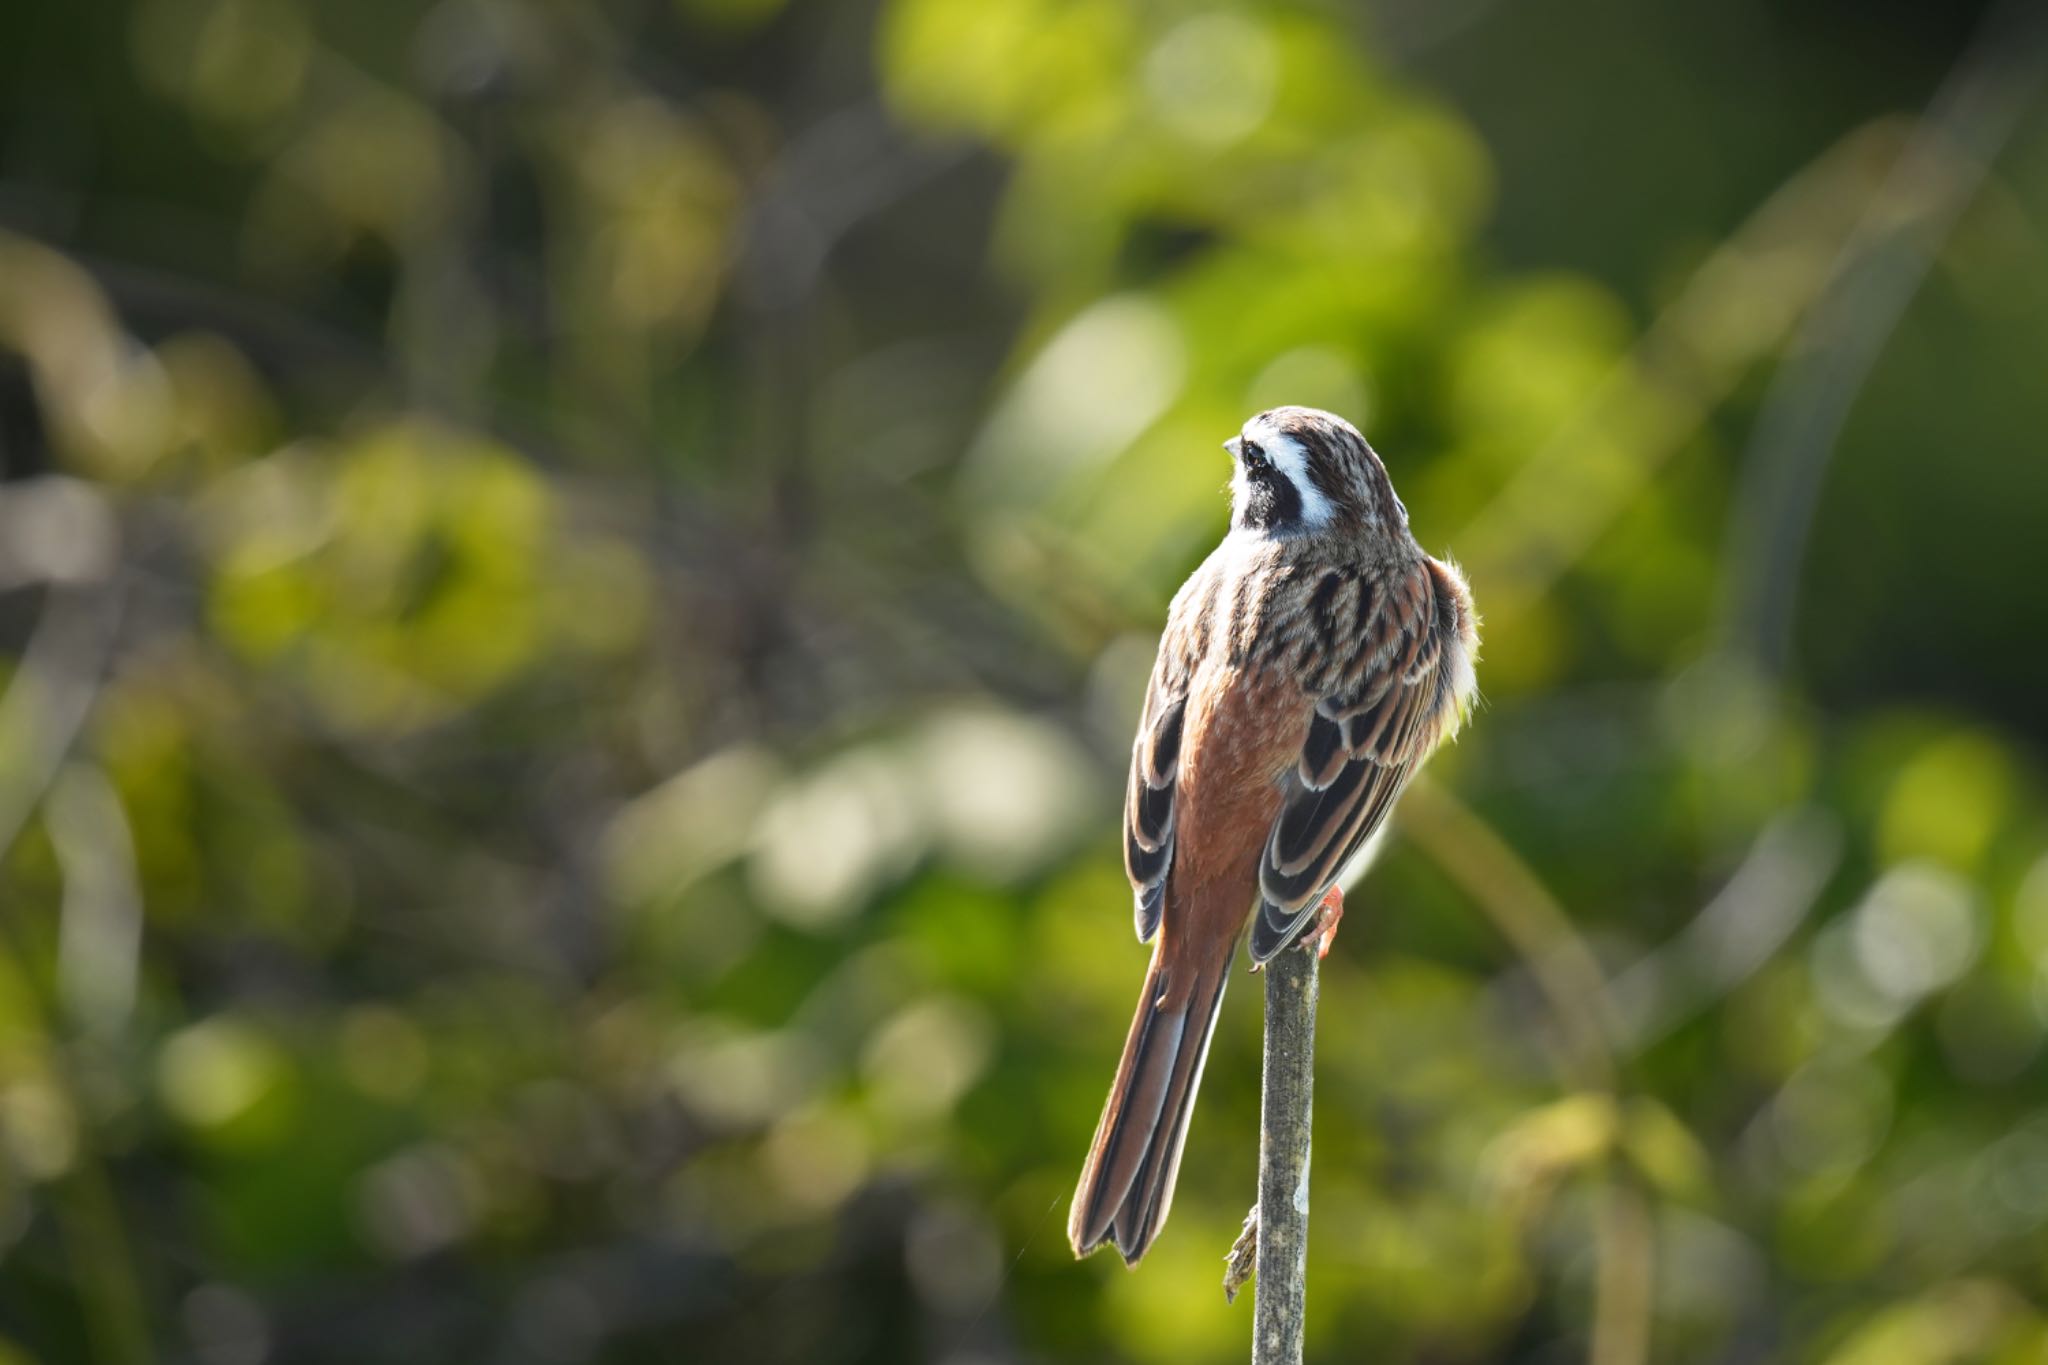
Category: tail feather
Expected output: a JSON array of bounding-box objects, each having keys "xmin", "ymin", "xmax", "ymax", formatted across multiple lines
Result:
[
  {"xmin": 1116, "ymin": 963, "xmax": 1226, "ymax": 1260},
  {"xmin": 1069, "ymin": 945, "xmax": 1232, "ymax": 1264}
]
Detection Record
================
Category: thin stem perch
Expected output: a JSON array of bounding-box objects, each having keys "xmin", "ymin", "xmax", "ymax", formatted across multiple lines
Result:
[{"xmin": 1251, "ymin": 945, "xmax": 1318, "ymax": 1364}]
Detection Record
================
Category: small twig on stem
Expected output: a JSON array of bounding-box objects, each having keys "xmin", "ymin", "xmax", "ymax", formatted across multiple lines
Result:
[{"xmin": 1223, "ymin": 1206, "xmax": 1257, "ymax": 1305}]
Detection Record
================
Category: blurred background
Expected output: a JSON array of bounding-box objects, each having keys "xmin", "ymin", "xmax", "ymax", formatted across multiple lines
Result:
[{"xmin": 2, "ymin": 0, "xmax": 2048, "ymax": 1361}]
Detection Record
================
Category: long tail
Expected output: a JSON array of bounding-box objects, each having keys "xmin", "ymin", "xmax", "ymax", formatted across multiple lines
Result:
[{"xmin": 1068, "ymin": 942, "xmax": 1232, "ymax": 1264}]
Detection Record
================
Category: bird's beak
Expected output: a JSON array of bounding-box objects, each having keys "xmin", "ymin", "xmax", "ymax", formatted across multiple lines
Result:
[{"xmin": 1223, "ymin": 437, "xmax": 1243, "ymax": 460}]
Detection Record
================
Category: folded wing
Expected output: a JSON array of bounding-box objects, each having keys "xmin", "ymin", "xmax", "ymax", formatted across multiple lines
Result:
[
  {"xmin": 1249, "ymin": 559, "xmax": 1462, "ymax": 961},
  {"xmin": 1124, "ymin": 689, "xmax": 1185, "ymax": 942}
]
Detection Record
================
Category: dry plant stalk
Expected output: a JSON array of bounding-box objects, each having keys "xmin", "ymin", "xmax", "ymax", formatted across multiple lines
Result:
[{"xmin": 1226, "ymin": 945, "xmax": 1319, "ymax": 1364}]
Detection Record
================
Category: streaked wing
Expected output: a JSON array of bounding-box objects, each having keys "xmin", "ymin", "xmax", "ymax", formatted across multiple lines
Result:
[
  {"xmin": 1124, "ymin": 684, "xmax": 1184, "ymax": 941},
  {"xmin": 1122, "ymin": 555, "xmax": 1228, "ymax": 941},
  {"xmin": 1248, "ymin": 559, "xmax": 1456, "ymax": 961}
]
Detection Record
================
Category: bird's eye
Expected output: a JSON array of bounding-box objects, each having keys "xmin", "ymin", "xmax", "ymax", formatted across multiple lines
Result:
[{"xmin": 1241, "ymin": 440, "xmax": 1267, "ymax": 469}]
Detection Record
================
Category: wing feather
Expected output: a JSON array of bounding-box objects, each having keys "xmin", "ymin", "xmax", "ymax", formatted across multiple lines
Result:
[
  {"xmin": 1249, "ymin": 561, "xmax": 1457, "ymax": 962},
  {"xmin": 1121, "ymin": 555, "xmax": 1229, "ymax": 944},
  {"xmin": 1125, "ymin": 691, "xmax": 1186, "ymax": 943}
]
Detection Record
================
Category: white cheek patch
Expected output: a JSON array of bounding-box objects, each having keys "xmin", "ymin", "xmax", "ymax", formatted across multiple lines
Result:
[{"xmin": 1244, "ymin": 418, "xmax": 1337, "ymax": 528}]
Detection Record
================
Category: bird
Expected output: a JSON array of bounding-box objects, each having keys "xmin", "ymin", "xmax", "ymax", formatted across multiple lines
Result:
[{"xmin": 1068, "ymin": 405, "xmax": 1479, "ymax": 1266}]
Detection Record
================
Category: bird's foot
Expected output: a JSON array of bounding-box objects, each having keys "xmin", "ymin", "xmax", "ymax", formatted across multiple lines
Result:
[{"xmin": 1304, "ymin": 884, "xmax": 1344, "ymax": 960}]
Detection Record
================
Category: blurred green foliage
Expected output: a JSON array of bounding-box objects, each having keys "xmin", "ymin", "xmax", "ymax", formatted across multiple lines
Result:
[{"xmin": 2, "ymin": 1, "xmax": 2048, "ymax": 1363}]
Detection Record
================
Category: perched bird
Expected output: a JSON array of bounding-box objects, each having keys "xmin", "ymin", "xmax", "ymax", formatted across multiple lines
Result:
[{"xmin": 1068, "ymin": 406, "xmax": 1479, "ymax": 1266}]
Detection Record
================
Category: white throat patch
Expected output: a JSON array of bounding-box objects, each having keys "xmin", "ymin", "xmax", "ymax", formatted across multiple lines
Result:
[{"xmin": 1241, "ymin": 416, "xmax": 1337, "ymax": 529}]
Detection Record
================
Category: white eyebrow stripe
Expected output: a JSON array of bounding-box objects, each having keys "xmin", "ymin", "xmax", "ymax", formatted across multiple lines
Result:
[{"xmin": 1245, "ymin": 418, "xmax": 1336, "ymax": 528}]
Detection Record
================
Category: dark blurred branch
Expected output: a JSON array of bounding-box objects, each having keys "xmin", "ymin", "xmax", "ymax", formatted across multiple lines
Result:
[
  {"xmin": 733, "ymin": 98, "xmax": 971, "ymax": 536},
  {"xmin": 0, "ymin": 916, "xmax": 150, "ymax": 1365},
  {"xmin": 1606, "ymin": 808, "xmax": 1843, "ymax": 1051},
  {"xmin": 1727, "ymin": 0, "xmax": 2048, "ymax": 673},
  {"xmin": 1458, "ymin": 117, "xmax": 1909, "ymax": 620},
  {"xmin": 0, "ymin": 492, "xmax": 144, "ymax": 1362},
  {"xmin": 1590, "ymin": 1171, "xmax": 1654, "ymax": 1365},
  {"xmin": 1401, "ymin": 796, "xmax": 1841, "ymax": 1363},
  {"xmin": 734, "ymin": 100, "xmax": 969, "ymax": 314},
  {"xmin": 0, "ymin": 580, "xmax": 122, "ymax": 866},
  {"xmin": 50, "ymin": 1147, "xmax": 153, "ymax": 1365},
  {"xmin": 1394, "ymin": 780, "xmax": 1656, "ymax": 1363},
  {"xmin": 1397, "ymin": 779, "xmax": 1616, "ymax": 1093}
]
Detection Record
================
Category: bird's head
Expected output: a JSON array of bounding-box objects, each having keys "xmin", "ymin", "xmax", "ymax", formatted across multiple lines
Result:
[{"xmin": 1225, "ymin": 406, "xmax": 1407, "ymax": 540}]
